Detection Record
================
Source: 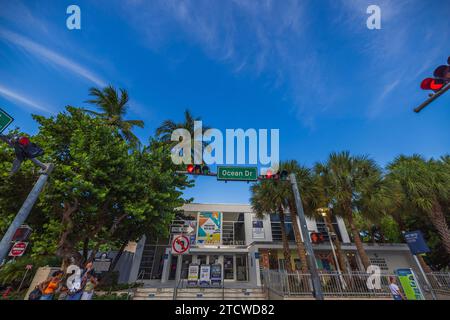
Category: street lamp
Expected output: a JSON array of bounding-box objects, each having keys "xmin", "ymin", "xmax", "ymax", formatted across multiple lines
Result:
[{"xmin": 317, "ymin": 208, "xmax": 347, "ymax": 289}]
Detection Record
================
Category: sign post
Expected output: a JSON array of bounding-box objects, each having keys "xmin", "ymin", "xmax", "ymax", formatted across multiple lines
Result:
[
  {"xmin": 403, "ymin": 230, "xmax": 436, "ymax": 300},
  {"xmin": 0, "ymin": 108, "xmax": 14, "ymax": 133}
]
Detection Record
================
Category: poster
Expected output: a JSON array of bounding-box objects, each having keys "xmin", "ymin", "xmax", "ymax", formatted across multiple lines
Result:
[
  {"xmin": 210, "ymin": 264, "xmax": 222, "ymax": 286},
  {"xmin": 197, "ymin": 212, "xmax": 222, "ymax": 245},
  {"xmin": 396, "ymin": 268, "xmax": 425, "ymax": 300},
  {"xmin": 199, "ymin": 265, "xmax": 211, "ymax": 286},
  {"xmin": 187, "ymin": 264, "xmax": 199, "ymax": 286},
  {"xmin": 252, "ymin": 215, "xmax": 265, "ymax": 239}
]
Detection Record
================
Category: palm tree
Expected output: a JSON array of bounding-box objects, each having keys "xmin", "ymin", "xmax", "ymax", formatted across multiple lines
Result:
[
  {"xmin": 250, "ymin": 180, "xmax": 294, "ymax": 272},
  {"xmin": 315, "ymin": 151, "xmax": 382, "ymax": 270},
  {"xmin": 313, "ymin": 173, "xmax": 349, "ymax": 273},
  {"xmin": 387, "ymin": 155, "xmax": 450, "ymax": 257},
  {"xmin": 83, "ymin": 86, "xmax": 144, "ymax": 148},
  {"xmin": 156, "ymin": 109, "xmax": 210, "ymax": 164}
]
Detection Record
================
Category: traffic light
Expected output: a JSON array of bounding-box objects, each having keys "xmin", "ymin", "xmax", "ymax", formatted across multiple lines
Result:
[
  {"xmin": 11, "ymin": 136, "xmax": 44, "ymax": 174},
  {"xmin": 420, "ymin": 57, "xmax": 450, "ymax": 92},
  {"xmin": 310, "ymin": 232, "xmax": 325, "ymax": 244},
  {"xmin": 260, "ymin": 169, "xmax": 280, "ymax": 180},
  {"xmin": 185, "ymin": 164, "xmax": 210, "ymax": 175},
  {"xmin": 280, "ymin": 170, "xmax": 289, "ymax": 181}
]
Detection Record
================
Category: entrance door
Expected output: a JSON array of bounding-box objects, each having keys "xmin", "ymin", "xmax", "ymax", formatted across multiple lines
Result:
[{"xmin": 224, "ymin": 255, "xmax": 234, "ymax": 280}]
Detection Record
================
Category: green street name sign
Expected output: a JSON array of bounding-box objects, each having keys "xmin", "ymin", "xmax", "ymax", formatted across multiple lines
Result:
[
  {"xmin": 217, "ymin": 166, "xmax": 258, "ymax": 181},
  {"xmin": 0, "ymin": 108, "xmax": 14, "ymax": 133}
]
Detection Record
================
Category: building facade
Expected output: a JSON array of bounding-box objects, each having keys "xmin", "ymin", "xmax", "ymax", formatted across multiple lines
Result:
[{"xmin": 120, "ymin": 203, "xmax": 419, "ymax": 287}]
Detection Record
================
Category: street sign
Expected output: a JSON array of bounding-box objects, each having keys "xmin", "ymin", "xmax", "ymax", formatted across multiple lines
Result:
[
  {"xmin": 172, "ymin": 234, "xmax": 190, "ymax": 255},
  {"xmin": 404, "ymin": 230, "xmax": 430, "ymax": 255},
  {"xmin": 217, "ymin": 166, "xmax": 258, "ymax": 181},
  {"xmin": 0, "ymin": 108, "xmax": 14, "ymax": 133},
  {"xmin": 8, "ymin": 241, "xmax": 28, "ymax": 257}
]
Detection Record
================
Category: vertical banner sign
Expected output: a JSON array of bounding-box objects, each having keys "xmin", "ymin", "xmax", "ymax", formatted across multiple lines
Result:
[
  {"xmin": 210, "ymin": 264, "xmax": 222, "ymax": 286},
  {"xmin": 252, "ymin": 214, "xmax": 265, "ymax": 239},
  {"xmin": 396, "ymin": 268, "xmax": 425, "ymax": 300},
  {"xmin": 199, "ymin": 265, "xmax": 211, "ymax": 286},
  {"xmin": 403, "ymin": 230, "xmax": 430, "ymax": 255},
  {"xmin": 187, "ymin": 264, "xmax": 199, "ymax": 286},
  {"xmin": 197, "ymin": 212, "xmax": 222, "ymax": 245}
]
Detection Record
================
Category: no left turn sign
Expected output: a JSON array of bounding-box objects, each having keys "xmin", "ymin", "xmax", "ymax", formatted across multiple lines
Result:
[{"xmin": 172, "ymin": 235, "xmax": 190, "ymax": 255}]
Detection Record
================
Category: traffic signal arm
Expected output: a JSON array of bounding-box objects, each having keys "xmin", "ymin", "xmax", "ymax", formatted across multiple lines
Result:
[{"xmin": 414, "ymin": 82, "xmax": 450, "ymax": 113}]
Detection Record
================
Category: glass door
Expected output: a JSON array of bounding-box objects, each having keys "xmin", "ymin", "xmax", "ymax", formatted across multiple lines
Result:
[{"xmin": 224, "ymin": 255, "xmax": 234, "ymax": 280}]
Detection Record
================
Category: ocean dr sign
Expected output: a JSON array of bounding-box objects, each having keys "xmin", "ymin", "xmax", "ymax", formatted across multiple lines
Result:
[
  {"xmin": 217, "ymin": 166, "xmax": 258, "ymax": 181},
  {"xmin": 170, "ymin": 121, "xmax": 279, "ymax": 174}
]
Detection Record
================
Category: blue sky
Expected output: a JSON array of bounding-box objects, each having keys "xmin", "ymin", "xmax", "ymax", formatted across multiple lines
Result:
[{"xmin": 0, "ymin": 0, "xmax": 449, "ymax": 204}]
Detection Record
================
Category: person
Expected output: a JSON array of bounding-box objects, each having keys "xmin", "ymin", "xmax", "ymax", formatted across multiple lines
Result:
[
  {"xmin": 81, "ymin": 274, "xmax": 98, "ymax": 300},
  {"xmin": 65, "ymin": 262, "xmax": 94, "ymax": 300},
  {"xmin": 39, "ymin": 271, "xmax": 64, "ymax": 300},
  {"xmin": 389, "ymin": 276, "xmax": 405, "ymax": 300}
]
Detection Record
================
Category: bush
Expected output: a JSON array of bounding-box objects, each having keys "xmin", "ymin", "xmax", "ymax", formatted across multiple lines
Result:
[
  {"xmin": 92, "ymin": 293, "xmax": 130, "ymax": 300},
  {"xmin": 0, "ymin": 255, "xmax": 61, "ymax": 289}
]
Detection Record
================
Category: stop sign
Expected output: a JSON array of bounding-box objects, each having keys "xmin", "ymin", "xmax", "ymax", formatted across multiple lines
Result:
[{"xmin": 9, "ymin": 242, "xmax": 28, "ymax": 257}]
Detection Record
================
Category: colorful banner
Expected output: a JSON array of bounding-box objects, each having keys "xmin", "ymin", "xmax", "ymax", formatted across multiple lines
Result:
[
  {"xmin": 396, "ymin": 268, "xmax": 425, "ymax": 300},
  {"xmin": 197, "ymin": 212, "xmax": 222, "ymax": 245}
]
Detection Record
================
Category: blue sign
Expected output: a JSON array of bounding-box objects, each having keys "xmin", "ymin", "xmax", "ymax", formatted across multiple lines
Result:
[
  {"xmin": 254, "ymin": 252, "xmax": 260, "ymax": 259},
  {"xmin": 404, "ymin": 230, "xmax": 430, "ymax": 255}
]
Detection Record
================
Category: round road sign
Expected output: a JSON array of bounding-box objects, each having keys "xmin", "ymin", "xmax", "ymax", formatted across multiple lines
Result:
[{"xmin": 172, "ymin": 235, "xmax": 190, "ymax": 255}]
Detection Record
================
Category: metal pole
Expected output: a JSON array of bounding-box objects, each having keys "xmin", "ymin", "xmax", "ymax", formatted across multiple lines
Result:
[
  {"xmin": 289, "ymin": 173, "xmax": 324, "ymax": 300},
  {"xmin": 413, "ymin": 254, "xmax": 437, "ymax": 300},
  {"xmin": 414, "ymin": 82, "xmax": 450, "ymax": 113},
  {"xmin": 325, "ymin": 224, "xmax": 347, "ymax": 289},
  {"xmin": 0, "ymin": 164, "xmax": 54, "ymax": 264}
]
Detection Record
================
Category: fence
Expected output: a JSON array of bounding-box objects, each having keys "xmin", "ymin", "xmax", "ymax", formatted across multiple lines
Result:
[
  {"xmin": 426, "ymin": 272, "xmax": 450, "ymax": 296},
  {"xmin": 262, "ymin": 270, "xmax": 450, "ymax": 299},
  {"xmin": 262, "ymin": 270, "xmax": 395, "ymax": 299}
]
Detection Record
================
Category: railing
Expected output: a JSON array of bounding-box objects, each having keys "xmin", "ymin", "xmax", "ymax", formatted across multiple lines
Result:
[
  {"xmin": 426, "ymin": 272, "xmax": 450, "ymax": 296},
  {"xmin": 262, "ymin": 270, "xmax": 395, "ymax": 298}
]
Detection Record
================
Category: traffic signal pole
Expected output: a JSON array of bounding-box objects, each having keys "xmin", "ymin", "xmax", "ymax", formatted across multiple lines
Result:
[
  {"xmin": 414, "ymin": 82, "xmax": 450, "ymax": 113},
  {"xmin": 289, "ymin": 173, "xmax": 324, "ymax": 300},
  {"xmin": 0, "ymin": 163, "xmax": 54, "ymax": 265}
]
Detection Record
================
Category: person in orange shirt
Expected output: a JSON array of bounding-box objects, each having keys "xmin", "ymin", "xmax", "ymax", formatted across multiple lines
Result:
[{"xmin": 39, "ymin": 271, "xmax": 64, "ymax": 300}]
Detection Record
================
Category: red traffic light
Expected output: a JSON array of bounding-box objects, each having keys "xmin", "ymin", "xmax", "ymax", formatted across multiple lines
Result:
[
  {"xmin": 420, "ymin": 78, "xmax": 444, "ymax": 91},
  {"xmin": 266, "ymin": 170, "xmax": 273, "ymax": 179},
  {"xmin": 310, "ymin": 232, "xmax": 325, "ymax": 244},
  {"xmin": 18, "ymin": 136, "xmax": 30, "ymax": 146},
  {"xmin": 187, "ymin": 164, "xmax": 194, "ymax": 173}
]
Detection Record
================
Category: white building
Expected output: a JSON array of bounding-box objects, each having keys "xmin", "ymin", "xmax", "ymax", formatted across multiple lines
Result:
[{"xmin": 119, "ymin": 203, "xmax": 419, "ymax": 287}]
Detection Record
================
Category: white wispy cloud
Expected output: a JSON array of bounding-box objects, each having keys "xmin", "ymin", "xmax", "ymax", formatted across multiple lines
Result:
[
  {"xmin": 0, "ymin": 84, "xmax": 53, "ymax": 113},
  {"xmin": 0, "ymin": 28, "xmax": 106, "ymax": 87}
]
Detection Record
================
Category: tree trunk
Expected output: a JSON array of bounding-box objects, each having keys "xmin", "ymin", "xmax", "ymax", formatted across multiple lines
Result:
[
  {"xmin": 278, "ymin": 207, "xmax": 293, "ymax": 272},
  {"xmin": 430, "ymin": 201, "xmax": 450, "ymax": 257},
  {"xmin": 347, "ymin": 214, "xmax": 371, "ymax": 270},
  {"xmin": 109, "ymin": 240, "xmax": 128, "ymax": 272},
  {"xmin": 324, "ymin": 214, "xmax": 348, "ymax": 273},
  {"xmin": 82, "ymin": 238, "xmax": 89, "ymax": 263},
  {"xmin": 288, "ymin": 201, "xmax": 309, "ymax": 273}
]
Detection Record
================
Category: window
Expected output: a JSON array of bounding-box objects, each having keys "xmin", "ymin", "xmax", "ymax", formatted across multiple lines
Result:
[
  {"xmin": 270, "ymin": 214, "xmax": 295, "ymax": 241},
  {"xmin": 315, "ymin": 216, "xmax": 343, "ymax": 242}
]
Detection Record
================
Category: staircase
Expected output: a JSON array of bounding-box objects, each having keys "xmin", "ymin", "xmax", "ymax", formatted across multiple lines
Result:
[{"xmin": 133, "ymin": 287, "xmax": 266, "ymax": 300}]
